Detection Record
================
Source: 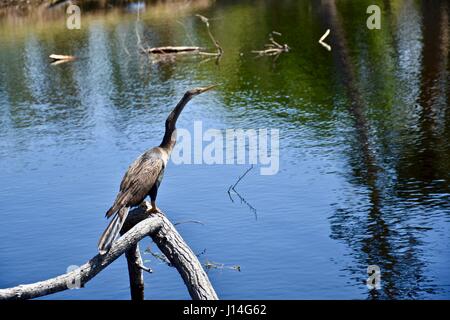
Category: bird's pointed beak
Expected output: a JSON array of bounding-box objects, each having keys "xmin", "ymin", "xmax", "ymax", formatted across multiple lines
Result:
[{"xmin": 190, "ymin": 84, "xmax": 218, "ymax": 95}]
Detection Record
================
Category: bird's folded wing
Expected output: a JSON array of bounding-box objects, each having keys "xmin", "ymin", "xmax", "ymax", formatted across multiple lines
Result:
[{"xmin": 106, "ymin": 154, "xmax": 164, "ymax": 218}]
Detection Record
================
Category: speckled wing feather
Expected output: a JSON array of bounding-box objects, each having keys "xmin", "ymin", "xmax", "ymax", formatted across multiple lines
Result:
[{"xmin": 105, "ymin": 149, "xmax": 165, "ymax": 218}]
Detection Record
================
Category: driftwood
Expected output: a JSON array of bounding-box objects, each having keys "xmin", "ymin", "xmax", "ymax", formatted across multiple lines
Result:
[
  {"xmin": 145, "ymin": 14, "xmax": 222, "ymax": 62},
  {"xmin": 147, "ymin": 46, "xmax": 202, "ymax": 54},
  {"xmin": 0, "ymin": 201, "xmax": 218, "ymax": 300},
  {"xmin": 252, "ymin": 31, "xmax": 290, "ymax": 57},
  {"xmin": 318, "ymin": 29, "xmax": 331, "ymax": 51},
  {"xmin": 49, "ymin": 54, "xmax": 76, "ymax": 65}
]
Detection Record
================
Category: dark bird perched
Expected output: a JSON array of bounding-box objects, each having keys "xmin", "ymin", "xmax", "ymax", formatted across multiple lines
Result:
[{"xmin": 98, "ymin": 85, "xmax": 216, "ymax": 254}]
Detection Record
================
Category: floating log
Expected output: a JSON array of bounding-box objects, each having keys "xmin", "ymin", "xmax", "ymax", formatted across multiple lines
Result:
[
  {"xmin": 147, "ymin": 46, "xmax": 202, "ymax": 54},
  {"xmin": 49, "ymin": 54, "xmax": 76, "ymax": 65},
  {"xmin": 49, "ymin": 54, "xmax": 76, "ymax": 61},
  {"xmin": 144, "ymin": 14, "xmax": 223, "ymax": 59}
]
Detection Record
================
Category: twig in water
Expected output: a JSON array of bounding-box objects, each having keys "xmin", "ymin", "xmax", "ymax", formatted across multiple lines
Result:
[
  {"xmin": 49, "ymin": 54, "xmax": 76, "ymax": 65},
  {"xmin": 198, "ymin": 54, "xmax": 222, "ymax": 66},
  {"xmin": 228, "ymin": 164, "xmax": 254, "ymax": 192},
  {"xmin": 174, "ymin": 220, "xmax": 205, "ymax": 226},
  {"xmin": 196, "ymin": 248, "xmax": 207, "ymax": 258},
  {"xmin": 233, "ymin": 190, "xmax": 258, "ymax": 219},
  {"xmin": 196, "ymin": 14, "xmax": 224, "ymax": 57},
  {"xmin": 227, "ymin": 165, "xmax": 258, "ymax": 219},
  {"xmin": 177, "ymin": 19, "xmax": 196, "ymax": 47},
  {"xmin": 252, "ymin": 31, "xmax": 290, "ymax": 63},
  {"xmin": 145, "ymin": 246, "xmax": 207, "ymax": 267},
  {"xmin": 135, "ymin": 7, "xmax": 148, "ymax": 54},
  {"xmin": 143, "ymin": 14, "xmax": 222, "ymax": 66},
  {"xmin": 318, "ymin": 29, "xmax": 331, "ymax": 51},
  {"xmin": 145, "ymin": 246, "xmax": 172, "ymax": 267},
  {"xmin": 148, "ymin": 46, "xmax": 202, "ymax": 54},
  {"xmin": 204, "ymin": 260, "xmax": 241, "ymax": 272}
]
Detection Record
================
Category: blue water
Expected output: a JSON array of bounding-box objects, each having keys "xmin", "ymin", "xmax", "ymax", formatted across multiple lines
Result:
[{"xmin": 0, "ymin": 0, "xmax": 449, "ymax": 299}]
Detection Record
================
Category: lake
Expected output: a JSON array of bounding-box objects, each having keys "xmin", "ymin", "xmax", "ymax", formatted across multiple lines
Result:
[{"xmin": 0, "ymin": 0, "xmax": 449, "ymax": 299}]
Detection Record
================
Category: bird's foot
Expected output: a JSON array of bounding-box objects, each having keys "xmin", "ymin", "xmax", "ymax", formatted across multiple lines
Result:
[{"xmin": 149, "ymin": 206, "xmax": 161, "ymax": 214}]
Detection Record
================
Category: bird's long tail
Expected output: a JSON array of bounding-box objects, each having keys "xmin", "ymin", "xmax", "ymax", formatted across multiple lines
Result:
[{"xmin": 98, "ymin": 206, "xmax": 130, "ymax": 255}]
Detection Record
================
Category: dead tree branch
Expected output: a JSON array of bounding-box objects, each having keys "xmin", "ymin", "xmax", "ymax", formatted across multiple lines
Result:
[
  {"xmin": 145, "ymin": 14, "xmax": 222, "ymax": 63},
  {"xmin": 204, "ymin": 261, "xmax": 241, "ymax": 272},
  {"xmin": 228, "ymin": 165, "xmax": 258, "ymax": 219},
  {"xmin": 119, "ymin": 212, "xmax": 151, "ymax": 301},
  {"xmin": 196, "ymin": 14, "xmax": 223, "ymax": 57},
  {"xmin": 0, "ymin": 202, "xmax": 218, "ymax": 300},
  {"xmin": 228, "ymin": 164, "xmax": 254, "ymax": 193},
  {"xmin": 49, "ymin": 54, "xmax": 76, "ymax": 65},
  {"xmin": 147, "ymin": 46, "xmax": 203, "ymax": 54},
  {"xmin": 252, "ymin": 31, "xmax": 290, "ymax": 57},
  {"xmin": 146, "ymin": 202, "xmax": 218, "ymax": 300},
  {"xmin": 125, "ymin": 244, "xmax": 146, "ymax": 300}
]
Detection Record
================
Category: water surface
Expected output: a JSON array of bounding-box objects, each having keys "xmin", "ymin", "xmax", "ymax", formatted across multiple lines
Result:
[{"xmin": 0, "ymin": 0, "xmax": 449, "ymax": 299}]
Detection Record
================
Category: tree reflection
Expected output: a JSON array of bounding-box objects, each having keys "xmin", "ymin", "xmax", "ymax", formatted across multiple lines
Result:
[
  {"xmin": 395, "ymin": 0, "xmax": 450, "ymax": 200},
  {"xmin": 321, "ymin": 0, "xmax": 449, "ymax": 299}
]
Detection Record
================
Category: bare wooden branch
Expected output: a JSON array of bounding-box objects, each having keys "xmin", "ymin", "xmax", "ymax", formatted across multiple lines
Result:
[
  {"xmin": 49, "ymin": 54, "xmax": 76, "ymax": 65},
  {"xmin": 204, "ymin": 261, "xmax": 241, "ymax": 272},
  {"xmin": 227, "ymin": 165, "xmax": 257, "ymax": 218},
  {"xmin": 134, "ymin": 5, "xmax": 148, "ymax": 54},
  {"xmin": 0, "ymin": 202, "xmax": 218, "ymax": 300},
  {"xmin": 252, "ymin": 31, "xmax": 290, "ymax": 57},
  {"xmin": 196, "ymin": 14, "xmax": 223, "ymax": 57},
  {"xmin": 125, "ymin": 244, "xmax": 146, "ymax": 300},
  {"xmin": 228, "ymin": 164, "xmax": 254, "ymax": 192},
  {"xmin": 0, "ymin": 213, "xmax": 161, "ymax": 300},
  {"xmin": 120, "ymin": 217, "xmax": 149, "ymax": 301},
  {"xmin": 49, "ymin": 54, "xmax": 76, "ymax": 61},
  {"xmin": 145, "ymin": 14, "xmax": 222, "ymax": 62},
  {"xmin": 147, "ymin": 46, "xmax": 202, "ymax": 54},
  {"xmin": 142, "ymin": 202, "xmax": 219, "ymax": 300}
]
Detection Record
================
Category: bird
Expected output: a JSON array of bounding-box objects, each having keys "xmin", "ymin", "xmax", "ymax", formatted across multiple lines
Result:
[{"xmin": 98, "ymin": 85, "xmax": 216, "ymax": 255}]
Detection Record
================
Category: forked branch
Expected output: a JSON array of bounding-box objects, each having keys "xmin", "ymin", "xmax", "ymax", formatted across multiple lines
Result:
[{"xmin": 0, "ymin": 202, "xmax": 218, "ymax": 300}]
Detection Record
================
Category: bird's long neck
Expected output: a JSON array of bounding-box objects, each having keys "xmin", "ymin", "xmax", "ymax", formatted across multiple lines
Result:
[{"xmin": 159, "ymin": 93, "xmax": 192, "ymax": 151}]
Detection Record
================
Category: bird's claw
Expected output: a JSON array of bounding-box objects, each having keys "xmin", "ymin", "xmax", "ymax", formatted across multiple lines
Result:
[{"xmin": 149, "ymin": 206, "xmax": 161, "ymax": 214}]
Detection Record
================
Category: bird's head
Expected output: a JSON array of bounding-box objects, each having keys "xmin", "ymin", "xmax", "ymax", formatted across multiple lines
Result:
[
  {"xmin": 187, "ymin": 84, "xmax": 218, "ymax": 97},
  {"xmin": 161, "ymin": 84, "xmax": 218, "ymax": 149}
]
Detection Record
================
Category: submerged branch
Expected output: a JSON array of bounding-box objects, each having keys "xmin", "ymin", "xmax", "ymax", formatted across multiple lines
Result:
[
  {"xmin": 228, "ymin": 164, "xmax": 254, "ymax": 192},
  {"xmin": 49, "ymin": 54, "xmax": 76, "ymax": 65},
  {"xmin": 147, "ymin": 46, "xmax": 202, "ymax": 54},
  {"xmin": 204, "ymin": 261, "xmax": 241, "ymax": 272},
  {"xmin": 196, "ymin": 14, "xmax": 223, "ymax": 56},
  {"xmin": 228, "ymin": 165, "xmax": 257, "ymax": 219},
  {"xmin": 145, "ymin": 14, "xmax": 222, "ymax": 63},
  {"xmin": 252, "ymin": 31, "xmax": 290, "ymax": 57}
]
